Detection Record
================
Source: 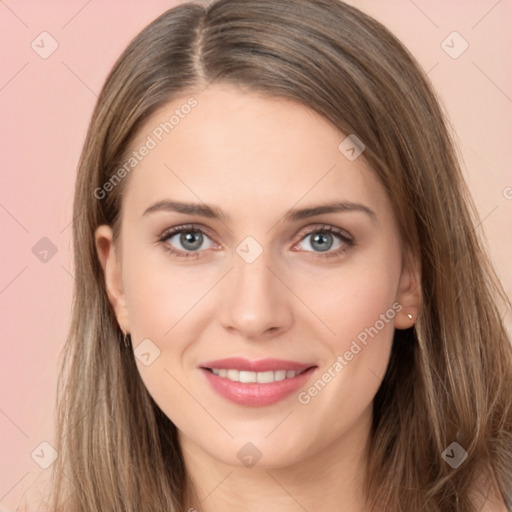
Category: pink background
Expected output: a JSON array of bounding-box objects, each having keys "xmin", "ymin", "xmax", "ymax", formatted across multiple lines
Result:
[{"xmin": 1, "ymin": 0, "xmax": 511, "ymax": 509}]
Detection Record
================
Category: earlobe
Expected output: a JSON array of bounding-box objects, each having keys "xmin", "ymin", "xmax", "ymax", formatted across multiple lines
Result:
[
  {"xmin": 394, "ymin": 251, "xmax": 421, "ymax": 330},
  {"xmin": 94, "ymin": 225, "xmax": 130, "ymax": 334}
]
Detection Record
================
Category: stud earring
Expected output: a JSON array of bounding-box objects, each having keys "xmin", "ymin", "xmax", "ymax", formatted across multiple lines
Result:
[{"xmin": 407, "ymin": 313, "xmax": 414, "ymax": 323}]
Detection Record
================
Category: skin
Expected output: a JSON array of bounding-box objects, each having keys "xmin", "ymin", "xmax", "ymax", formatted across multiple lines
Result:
[{"xmin": 95, "ymin": 83, "xmax": 421, "ymax": 511}]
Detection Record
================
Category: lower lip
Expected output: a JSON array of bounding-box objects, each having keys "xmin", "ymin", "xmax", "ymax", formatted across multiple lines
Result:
[{"xmin": 200, "ymin": 367, "xmax": 317, "ymax": 407}]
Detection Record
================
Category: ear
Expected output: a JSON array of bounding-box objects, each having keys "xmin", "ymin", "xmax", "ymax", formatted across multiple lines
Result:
[
  {"xmin": 95, "ymin": 225, "xmax": 130, "ymax": 334},
  {"xmin": 394, "ymin": 249, "xmax": 421, "ymax": 330}
]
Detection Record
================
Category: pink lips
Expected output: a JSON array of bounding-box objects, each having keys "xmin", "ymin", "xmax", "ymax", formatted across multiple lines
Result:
[
  {"xmin": 199, "ymin": 357, "xmax": 317, "ymax": 407},
  {"xmin": 201, "ymin": 357, "xmax": 313, "ymax": 373}
]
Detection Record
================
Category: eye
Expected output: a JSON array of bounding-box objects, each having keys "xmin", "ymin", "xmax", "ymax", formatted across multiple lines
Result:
[
  {"xmin": 293, "ymin": 225, "xmax": 354, "ymax": 258},
  {"xmin": 158, "ymin": 223, "xmax": 354, "ymax": 260},
  {"xmin": 158, "ymin": 224, "xmax": 217, "ymax": 258}
]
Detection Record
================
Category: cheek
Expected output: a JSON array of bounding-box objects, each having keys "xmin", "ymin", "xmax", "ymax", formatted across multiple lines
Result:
[
  {"xmin": 123, "ymin": 258, "xmax": 204, "ymax": 427},
  {"xmin": 305, "ymin": 251, "xmax": 401, "ymax": 350},
  {"xmin": 121, "ymin": 250, "xmax": 223, "ymax": 412},
  {"xmin": 123, "ymin": 243, "xmax": 218, "ymax": 338},
  {"xmin": 292, "ymin": 249, "xmax": 401, "ymax": 431},
  {"xmin": 295, "ymin": 247, "xmax": 401, "ymax": 408}
]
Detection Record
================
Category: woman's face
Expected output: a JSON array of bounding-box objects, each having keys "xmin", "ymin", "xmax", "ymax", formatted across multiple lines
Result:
[{"xmin": 96, "ymin": 83, "xmax": 418, "ymax": 468}]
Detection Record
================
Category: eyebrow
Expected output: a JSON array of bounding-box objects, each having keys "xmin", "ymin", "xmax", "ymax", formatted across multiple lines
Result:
[{"xmin": 142, "ymin": 199, "xmax": 376, "ymax": 222}]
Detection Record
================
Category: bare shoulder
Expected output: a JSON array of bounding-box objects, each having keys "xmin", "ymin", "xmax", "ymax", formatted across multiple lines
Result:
[
  {"xmin": 469, "ymin": 466, "xmax": 510, "ymax": 512},
  {"xmin": 476, "ymin": 497, "xmax": 509, "ymax": 512}
]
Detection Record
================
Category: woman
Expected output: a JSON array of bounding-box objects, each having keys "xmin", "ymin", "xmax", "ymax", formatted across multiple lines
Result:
[{"xmin": 48, "ymin": 0, "xmax": 512, "ymax": 510}]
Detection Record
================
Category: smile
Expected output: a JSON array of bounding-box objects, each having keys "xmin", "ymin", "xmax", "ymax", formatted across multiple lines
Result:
[
  {"xmin": 199, "ymin": 357, "xmax": 317, "ymax": 407},
  {"xmin": 208, "ymin": 368, "xmax": 308, "ymax": 383}
]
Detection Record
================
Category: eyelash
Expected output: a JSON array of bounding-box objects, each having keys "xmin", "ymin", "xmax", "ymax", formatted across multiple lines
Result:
[{"xmin": 157, "ymin": 223, "xmax": 354, "ymax": 260}]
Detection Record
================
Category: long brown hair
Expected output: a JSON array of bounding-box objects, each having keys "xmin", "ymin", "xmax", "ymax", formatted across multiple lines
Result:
[{"xmin": 48, "ymin": 0, "xmax": 512, "ymax": 510}]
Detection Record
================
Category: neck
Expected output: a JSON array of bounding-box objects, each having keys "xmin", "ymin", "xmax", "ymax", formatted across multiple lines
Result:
[{"xmin": 179, "ymin": 405, "xmax": 373, "ymax": 512}]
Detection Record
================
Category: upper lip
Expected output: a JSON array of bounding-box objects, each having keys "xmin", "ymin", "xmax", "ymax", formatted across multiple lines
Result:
[{"xmin": 200, "ymin": 357, "xmax": 316, "ymax": 372}]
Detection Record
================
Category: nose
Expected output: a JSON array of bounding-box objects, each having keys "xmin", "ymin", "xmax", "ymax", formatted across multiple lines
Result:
[{"xmin": 218, "ymin": 248, "xmax": 293, "ymax": 340}]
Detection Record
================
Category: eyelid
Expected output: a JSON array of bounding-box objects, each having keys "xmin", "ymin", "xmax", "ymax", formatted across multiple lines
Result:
[
  {"xmin": 157, "ymin": 222, "xmax": 354, "ymax": 258},
  {"xmin": 159, "ymin": 223, "xmax": 218, "ymax": 241},
  {"xmin": 157, "ymin": 223, "xmax": 219, "ymax": 259},
  {"xmin": 290, "ymin": 224, "xmax": 354, "ymax": 258},
  {"xmin": 158, "ymin": 222, "xmax": 352, "ymax": 240},
  {"xmin": 295, "ymin": 223, "xmax": 353, "ymax": 241}
]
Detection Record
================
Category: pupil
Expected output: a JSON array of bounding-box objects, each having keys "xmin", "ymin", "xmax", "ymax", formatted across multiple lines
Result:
[
  {"xmin": 181, "ymin": 231, "xmax": 202, "ymax": 250},
  {"xmin": 312, "ymin": 233, "xmax": 332, "ymax": 252},
  {"xmin": 178, "ymin": 231, "xmax": 334, "ymax": 252}
]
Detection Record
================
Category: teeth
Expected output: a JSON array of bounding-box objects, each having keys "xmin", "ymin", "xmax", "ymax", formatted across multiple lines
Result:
[
  {"xmin": 274, "ymin": 370, "xmax": 287, "ymax": 381},
  {"xmin": 226, "ymin": 369, "xmax": 239, "ymax": 381},
  {"xmin": 239, "ymin": 371, "xmax": 256, "ymax": 383},
  {"xmin": 210, "ymin": 368, "xmax": 304, "ymax": 383},
  {"xmin": 256, "ymin": 371, "xmax": 274, "ymax": 383}
]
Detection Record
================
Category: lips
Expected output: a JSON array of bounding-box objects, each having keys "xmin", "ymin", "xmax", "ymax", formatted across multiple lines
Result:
[
  {"xmin": 200, "ymin": 357, "xmax": 314, "ymax": 373},
  {"xmin": 199, "ymin": 357, "xmax": 318, "ymax": 407}
]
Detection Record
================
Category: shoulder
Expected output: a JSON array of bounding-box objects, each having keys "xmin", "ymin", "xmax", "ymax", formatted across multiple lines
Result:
[
  {"xmin": 469, "ymin": 466, "xmax": 510, "ymax": 512},
  {"xmin": 476, "ymin": 498, "xmax": 509, "ymax": 512}
]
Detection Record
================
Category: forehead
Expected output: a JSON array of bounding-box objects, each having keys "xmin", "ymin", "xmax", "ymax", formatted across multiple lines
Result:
[{"xmin": 122, "ymin": 83, "xmax": 388, "ymax": 221}]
